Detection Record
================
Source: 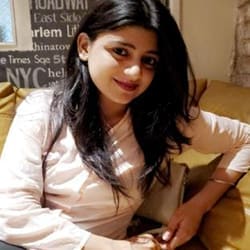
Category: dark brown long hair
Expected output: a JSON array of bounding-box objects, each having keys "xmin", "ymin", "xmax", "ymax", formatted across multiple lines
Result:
[{"xmin": 44, "ymin": 0, "xmax": 197, "ymax": 207}]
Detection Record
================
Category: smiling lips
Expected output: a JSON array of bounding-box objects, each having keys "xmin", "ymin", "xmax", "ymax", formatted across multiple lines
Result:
[{"xmin": 114, "ymin": 78, "xmax": 138, "ymax": 92}]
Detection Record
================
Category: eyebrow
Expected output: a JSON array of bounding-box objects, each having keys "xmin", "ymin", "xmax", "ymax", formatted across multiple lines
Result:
[{"xmin": 113, "ymin": 41, "xmax": 159, "ymax": 56}]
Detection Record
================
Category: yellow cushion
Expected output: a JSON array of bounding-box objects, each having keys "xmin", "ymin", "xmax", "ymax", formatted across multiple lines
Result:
[
  {"xmin": 199, "ymin": 80, "xmax": 250, "ymax": 124},
  {"xmin": 200, "ymin": 172, "xmax": 250, "ymax": 250},
  {"xmin": 0, "ymin": 82, "xmax": 15, "ymax": 114},
  {"xmin": 174, "ymin": 149, "xmax": 219, "ymax": 169},
  {"xmin": 0, "ymin": 82, "xmax": 15, "ymax": 154}
]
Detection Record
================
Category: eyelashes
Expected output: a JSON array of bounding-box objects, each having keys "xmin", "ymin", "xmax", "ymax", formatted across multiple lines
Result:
[{"xmin": 111, "ymin": 47, "xmax": 159, "ymax": 70}]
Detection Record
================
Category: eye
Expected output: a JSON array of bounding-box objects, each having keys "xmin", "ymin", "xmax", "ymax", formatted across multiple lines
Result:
[
  {"xmin": 112, "ymin": 47, "xmax": 128, "ymax": 56},
  {"xmin": 142, "ymin": 56, "xmax": 158, "ymax": 69}
]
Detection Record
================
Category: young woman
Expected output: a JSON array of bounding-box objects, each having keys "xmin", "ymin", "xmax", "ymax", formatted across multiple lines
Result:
[{"xmin": 0, "ymin": 0, "xmax": 249, "ymax": 249}]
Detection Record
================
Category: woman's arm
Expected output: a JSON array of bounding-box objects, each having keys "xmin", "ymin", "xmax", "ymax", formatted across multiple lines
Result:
[
  {"xmin": 162, "ymin": 110, "xmax": 250, "ymax": 249},
  {"xmin": 0, "ymin": 92, "xmax": 92, "ymax": 249}
]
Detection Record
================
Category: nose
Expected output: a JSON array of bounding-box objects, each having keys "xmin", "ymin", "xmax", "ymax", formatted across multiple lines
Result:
[{"xmin": 124, "ymin": 64, "xmax": 141, "ymax": 80}]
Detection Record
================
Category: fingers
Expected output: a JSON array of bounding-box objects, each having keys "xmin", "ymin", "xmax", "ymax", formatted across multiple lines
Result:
[
  {"xmin": 164, "ymin": 221, "xmax": 197, "ymax": 249},
  {"xmin": 167, "ymin": 232, "xmax": 192, "ymax": 249},
  {"xmin": 162, "ymin": 229, "xmax": 173, "ymax": 242},
  {"xmin": 162, "ymin": 215, "xmax": 180, "ymax": 242},
  {"xmin": 161, "ymin": 202, "xmax": 203, "ymax": 249},
  {"xmin": 129, "ymin": 233, "xmax": 161, "ymax": 250}
]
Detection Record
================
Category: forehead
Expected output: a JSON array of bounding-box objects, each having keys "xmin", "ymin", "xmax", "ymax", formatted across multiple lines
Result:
[{"xmin": 93, "ymin": 25, "xmax": 158, "ymax": 51}]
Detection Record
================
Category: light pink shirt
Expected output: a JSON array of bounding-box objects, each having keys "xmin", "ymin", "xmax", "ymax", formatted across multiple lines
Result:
[{"xmin": 0, "ymin": 90, "xmax": 249, "ymax": 249}]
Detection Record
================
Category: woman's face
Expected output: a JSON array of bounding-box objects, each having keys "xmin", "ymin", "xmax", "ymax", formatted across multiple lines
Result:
[{"xmin": 77, "ymin": 25, "xmax": 159, "ymax": 113}]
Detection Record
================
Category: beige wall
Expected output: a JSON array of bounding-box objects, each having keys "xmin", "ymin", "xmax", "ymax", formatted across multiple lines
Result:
[{"xmin": 180, "ymin": 0, "xmax": 237, "ymax": 81}]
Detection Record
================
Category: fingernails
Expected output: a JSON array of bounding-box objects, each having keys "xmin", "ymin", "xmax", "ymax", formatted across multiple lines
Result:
[{"xmin": 162, "ymin": 231, "xmax": 171, "ymax": 241}]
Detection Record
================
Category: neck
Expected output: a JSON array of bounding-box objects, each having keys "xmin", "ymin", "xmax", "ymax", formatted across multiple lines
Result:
[
  {"xmin": 102, "ymin": 107, "xmax": 127, "ymax": 128},
  {"xmin": 99, "ymin": 95, "xmax": 128, "ymax": 128}
]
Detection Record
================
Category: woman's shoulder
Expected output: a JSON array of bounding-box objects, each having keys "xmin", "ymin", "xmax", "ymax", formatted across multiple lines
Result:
[{"xmin": 16, "ymin": 88, "xmax": 54, "ymax": 117}]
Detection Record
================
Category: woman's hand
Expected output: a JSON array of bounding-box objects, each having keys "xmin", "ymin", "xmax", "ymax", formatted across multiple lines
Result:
[
  {"xmin": 161, "ymin": 168, "xmax": 242, "ymax": 249},
  {"xmin": 161, "ymin": 199, "xmax": 205, "ymax": 249}
]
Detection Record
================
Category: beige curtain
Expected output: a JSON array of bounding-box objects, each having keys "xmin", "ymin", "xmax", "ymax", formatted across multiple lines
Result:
[{"xmin": 230, "ymin": 0, "xmax": 250, "ymax": 87}]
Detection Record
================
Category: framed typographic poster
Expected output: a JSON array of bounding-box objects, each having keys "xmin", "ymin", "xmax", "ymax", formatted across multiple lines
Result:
[{"xmin": 0, "ymin": 0, "xmax": 173, "ymax": 88}]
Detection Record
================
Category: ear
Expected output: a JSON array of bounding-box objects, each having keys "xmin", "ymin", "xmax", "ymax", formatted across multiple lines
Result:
[{"xmin": 77, "ymin": 33, "xmax": 90, "ymax": 61}]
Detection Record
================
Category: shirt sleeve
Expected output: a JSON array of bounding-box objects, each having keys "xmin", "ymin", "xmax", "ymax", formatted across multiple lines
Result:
[
  {"xmin": 180, "ymin": 108, "xmax": 250, "ymax": 172},
  {"xmin": 0, "ymin": 91, "xmax": 90, "ymax": 250}
]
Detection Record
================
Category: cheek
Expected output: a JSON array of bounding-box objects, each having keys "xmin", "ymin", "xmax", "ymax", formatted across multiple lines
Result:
[
  {"xmin": 88, "ymin": 53, "xmax": 117, "ymax": 79},
  {"xmin": 87, "ymin": 54, "xmax": 105, "ymax": 81},
  {"xmin": 88, "ymin": 61, "xmax": 103, "ymax": 89}
]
